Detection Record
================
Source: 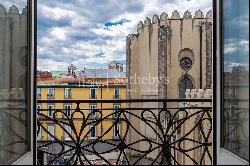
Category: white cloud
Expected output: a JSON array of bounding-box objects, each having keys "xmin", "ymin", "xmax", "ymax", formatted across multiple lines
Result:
[
  {"xmin": 37, "ymin": 0, "xmax": 212, "ymax": 71},
  {"xmin": 224, "ymin": 39, "xmax": 249, "ymax": 54}
]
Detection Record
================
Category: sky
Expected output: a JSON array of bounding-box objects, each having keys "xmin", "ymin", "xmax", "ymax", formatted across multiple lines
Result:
[
  {"xmin": 223, "ymin": 0, "xmax": 249, "ymax": 72},
  {"xmin": 1, "ymin": 0, "xmax": 213, "ymax": 71}
]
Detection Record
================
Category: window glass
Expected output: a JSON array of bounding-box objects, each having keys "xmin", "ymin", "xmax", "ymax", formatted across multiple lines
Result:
[
  {"xmin": 64, "ymin": 125, "xmax": 71, "ymax": 140},
  {"xmin": 90, "ymin": 125, "xmax": 96, "ymax": 139},
  {"xmin": 222, "ymin": 0, "xmax": 249, "ymax": 161},
  {"xmin": 179, "ymin": 77, "xmax": 193, "ymax": 98},
  {"xmin": 90, "ymin": 88, "xmax": 96, "ymax": 98},
  {"xmin": 114, "ymin": 123, "xmax": 120, "ymax": 137},
  {"xmin": 47, "ymin": 125, "xmax": 55, "ymax": 140},
  {"xmin": 89, "ymin": 104, "xmax": 96, "ymax": 117},
  {"xmin": 0, "ymin": 1, "xmax": 29, "ymax": 164}
]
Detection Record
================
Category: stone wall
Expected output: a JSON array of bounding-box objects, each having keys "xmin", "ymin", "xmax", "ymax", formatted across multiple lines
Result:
[
  {"xmin": 126, "ymin": 9, "xmax": 213, "ymax": 164},
  {"xmin": 0, "ymin": 4, "xmax": 27, "ymax": 90},
  {"xmin": 127, "ymin": 10, "xmax": 213, "ymax": 100},
  {"xmin": 178, "ymin": 89, "xmax": 212, "ymax": 165}
]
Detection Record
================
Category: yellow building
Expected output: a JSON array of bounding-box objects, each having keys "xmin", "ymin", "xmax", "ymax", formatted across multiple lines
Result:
[
  {"xmin": 37, "ymin": 84, "xmax": 126, "ymax": 141},
  {"xmin": 36, "ymin": 64, "xmax": 127, "ymax": 162}
]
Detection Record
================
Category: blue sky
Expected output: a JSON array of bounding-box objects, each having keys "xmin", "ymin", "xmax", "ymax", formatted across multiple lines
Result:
[
  {"xmin": 223, "ymin": 0, "xmax": 249, "ymax": 72},
  {"xmin": 1, "ymin": 0, "xmax": 213, "ymax": 71}
]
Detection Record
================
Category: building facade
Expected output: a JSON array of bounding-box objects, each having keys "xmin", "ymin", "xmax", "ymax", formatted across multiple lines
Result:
[
  {"xmin": 37, "ymin": 65, "xmax": 126, "ymax": 164},
  {"xmin": 126, "ymin": 9, "xmax": 212, "ymax": 100},
  {"xmin": 126, "ymin": 10, "xmax": 213, "ymax": 164}
]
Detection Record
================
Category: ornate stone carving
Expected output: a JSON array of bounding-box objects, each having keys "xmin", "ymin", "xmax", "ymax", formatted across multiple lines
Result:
[
  {"xmin": 195, "ymin": 9, "xmax": 204, "ymax": 18},
  {"xmin": 144, "ymin": 17, "xmax": 151, "ymax": 25},
  {"xmin": 183, "ymin": 10, "xmax": 192, "ymax": 19},
  {"xmin": 8, "ymin": 5, "xmax": 19, "ymax": 15},
  {"xmin": 137, "ymin": 21, "xmax": 143, "ymax": 33},
  {"xmin": 206, "ymin": 10, "xmax": 212, "ymax": 19},
  {"xmin": 160, "ymin": 12, "xmax": 168, "ymax": 22},
  {"xmin": 171, "ymin": 10, "xmax": 180, "ymax": 19},
  {"xmin": 152, "ymin": 14, "xmax": 159, "ymax": 24},
  {"xmin": 0, "ymin": 4, "xmax": 7, "ymax": 16}
]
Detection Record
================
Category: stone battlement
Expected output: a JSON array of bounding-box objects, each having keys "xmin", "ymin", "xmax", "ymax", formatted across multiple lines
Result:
[
  {"xmin": 135, "ymin": 9, "xmax": 212, "ymax": 34},
  {"xmin": 0, "ymin": 4, "xmax": 27, "ymax": 16}
]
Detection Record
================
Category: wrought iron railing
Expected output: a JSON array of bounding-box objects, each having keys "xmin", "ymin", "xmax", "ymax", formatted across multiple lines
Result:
[{"xmin": 37, "ymin": 99, "xmax": 212, "ymax": 165}]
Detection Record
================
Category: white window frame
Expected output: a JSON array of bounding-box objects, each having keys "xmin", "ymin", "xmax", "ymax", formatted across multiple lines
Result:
[
  {"xmin": 47, "ymin": 124, "xmax": 55, "ymax": 140},
  {"xmin": 37, "ymin": 125, "xmax": 42, "ymax": 141},
  {"xmin": 64, "ymin": 125, "xmax": 72, "ymax": 141},
  {"xmin": 114, "ymin": 122, "xmax": 121, "ymax": 138},
  {"xmin": 113, "ymin": 104, "xmax": 121, "ymax": 117},
  {"xmin": 48, "ymin": 88, "xmax": 55, "ymax": 98},
  {"xmin": 47, "ymin": 104, "xmax": 54, "ymax": 118},
  {"xmin": 64, "ymin": 104, "xmax": 72, "ymax": 118},
  {"xmin": 114, "ymin": 88, "xmax": 120, "ymax": 99},
  {"xmin": 64, "ymin": 88, "xmax": 72, "ymax": 99},
  {"xmin": 89, "ymin": 104, "xmax": 97, "ymax": 118},
  {"xmin": 37, "ymin": 88, "xmax": 41, "ymax": 98},
  {"xmin": 90, "ymin": 88, "xmax": 96, "ymax": 99},
  {"xmin": 89, "ymin": 125, "xmax": 96, "ymax": 139}
]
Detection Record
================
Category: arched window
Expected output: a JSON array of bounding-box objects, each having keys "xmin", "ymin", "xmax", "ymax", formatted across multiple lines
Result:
[{"xmin": 179, "ymin": 76, "xmax": 193, "ymax": 98}]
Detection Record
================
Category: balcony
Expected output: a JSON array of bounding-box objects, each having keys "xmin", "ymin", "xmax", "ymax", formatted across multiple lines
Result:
[{"xmin": 37, "ymin": 98, "xmax": 212, "ymax": 165}]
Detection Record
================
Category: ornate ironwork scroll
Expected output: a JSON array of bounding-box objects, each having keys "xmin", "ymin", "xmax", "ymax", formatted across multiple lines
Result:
[{"xmin": 37, "ymin": 99, "xmax": 212, "ymax": 165}]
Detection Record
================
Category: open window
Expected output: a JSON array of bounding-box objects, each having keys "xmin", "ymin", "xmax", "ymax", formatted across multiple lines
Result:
[{"xmin": 0, "ymin": 0, "xmax": 35, "ymax": 164}]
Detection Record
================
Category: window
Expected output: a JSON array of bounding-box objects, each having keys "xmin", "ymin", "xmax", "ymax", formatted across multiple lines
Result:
[
  {"xmin": 229, "ymin": 88, "xmax": 237, "ymax": 98},
  {"xmin": 37, "ymin": 126, "xmax": 42, "ymax": 141},
  {"xmin": 90, "ymin": 88, "xmax": 96, "ymax": 99},
  {"xmin": 48, "ymin": 104, "xmax": 54, "ymax": 118},
  {"xmin": 113, "ymin": 104, "xmax": 120, "ymax": 117},
  {"xmin": 222, "ymin": 0, "xmax": 249, "ymax": 161},
  {"xmin": 114, "ymin": 122, "xmax": 120, "ymax": 138},
  {"xmin": 229, "ymin": 105, "xmax": 237, "ymax": 120},
  {"xmin": 64, "ymin": 88, "xmax": 72, "ymax": 99},
  {"xmin": 114, "ymin": 88, "xmax": 120, "ymax": 99},
  {"xmin": 37, "ymin": 104, "xmax": 42, "ymax": 115},
  {"xmin": 89, "ymin": 125, "xmax": 96, "ymax": 139},
  {"xmin": 47, "ymin": 125, "xmax": 55, "ymax": 140},
  {"xmin": 48, "ymin": 88, "xmax": 55, "ymax": 99},
  {"xmin": 228, "ymin": 126, "xmax": 237, "ymax": 150},
  {"xmin": 0, "ymin": 1, "xmax": 31, "ymax": 164},
  {"xmin": 64, "ymin": 105, "xmax": 71, "ymax": 118},
  {"xmin": 89, "ymin": 104, "xmax": 97, "ymax": 118},
  {"xmin": 180, "ymin": 57, "xmax": 192, "ymax": 70},
  {"xmin": 179, "ymin": 76, "xmax": 193, "ymax": 98},
  {"xmin": 37, "ymin": 88, "xmax": 41, "ymax": 99},
  {"xmin": 64, "ymin": 125, "xmax": 72, "ymax": 141}
]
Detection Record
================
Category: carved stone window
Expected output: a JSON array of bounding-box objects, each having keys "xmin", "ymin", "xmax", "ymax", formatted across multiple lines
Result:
[
  {"xmin": 179, "ymin": 76, "xmax": 193, "ymax": 98},
  {"xmin": 180, "ymin": 57, "xmax": 192, "ymax": 70}
]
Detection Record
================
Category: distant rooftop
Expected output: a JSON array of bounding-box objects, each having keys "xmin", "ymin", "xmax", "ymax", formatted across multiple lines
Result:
[{"xmin": 80, "ymin": 68, "xmax": 126, "ymax": 78}]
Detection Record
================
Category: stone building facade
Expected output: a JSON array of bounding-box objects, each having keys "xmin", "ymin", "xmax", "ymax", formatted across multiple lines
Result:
[
  {"xmin": 126, "ymin": 9, "xmax": 212, "ymax": 100},
  {"xmin": 0, "ymin": 4, "xmax": 28, "ymax": 90},
  {"xmin": 126, "ymin": 10, "xmax": 212, "ymax": 164}
]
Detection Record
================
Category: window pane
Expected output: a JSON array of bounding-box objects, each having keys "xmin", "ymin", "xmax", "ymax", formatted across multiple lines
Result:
[
  {"xmin": 0, "ymin": 1, "xmax": 29, "ymax": 164},
  {"xmin": 223, "ymin": 0, "xmax": 249, "ymax": 160}
]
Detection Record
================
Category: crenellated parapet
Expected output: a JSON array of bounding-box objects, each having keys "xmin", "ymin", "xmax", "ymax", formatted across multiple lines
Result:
[
  {"xmin": 134, "ymin": 9, "xmax": 212, "ymax": 35},
  {"xmin": 183, "ymin": 10, "xmax": 192, "ymax": 19},
  {"xmin": 171, "ymin": 10, "xmax": 181, "ymax": 19},
  {"xmin": 0, "ymin": 4, "xmax": 27, "ymax": 16}
]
